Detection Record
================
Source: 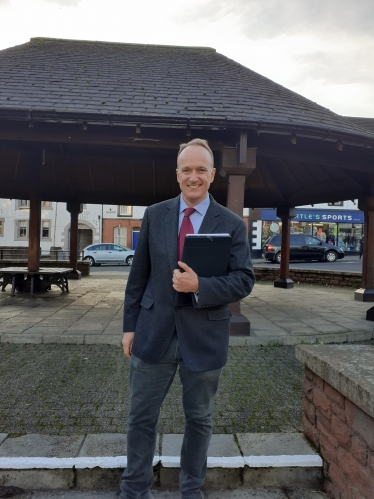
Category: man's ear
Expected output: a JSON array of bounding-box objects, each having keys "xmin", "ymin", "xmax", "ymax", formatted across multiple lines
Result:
[{"xmin": 210, "ymin": 168, "xmax": 216, "ymax": 182}]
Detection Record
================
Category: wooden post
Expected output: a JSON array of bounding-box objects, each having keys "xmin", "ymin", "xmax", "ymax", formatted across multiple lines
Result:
[
  {"xmin": 355, "ymin": 197, "xmax": 374, "ymax": 304},
  {"xmin": 27, "ymin": 152, "xmax": 42, "ymax": 273},
  {"xmin": 222, "ymin": 140, "xmax": 256, "ymax": 335},
  {"xmin": 274, "ymin": 207, "xmax": 296, "ymax": 289},
  {"xmin": 227, "ymin": 175, "xmax": 246, "ymax": 315},
  {"xmin": 28, "ymin": 189, "xmax": 41, "ymax": 273},
  {"xmin": 67, "ymin": 202, "xmax": 83, "ymax": 280}
]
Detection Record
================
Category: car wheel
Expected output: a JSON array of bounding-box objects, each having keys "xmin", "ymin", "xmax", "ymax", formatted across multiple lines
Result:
[
  {"xmin": 84, "ymin": 256, "xmax": 95, "ymax": 266},
  {"xmin": 275, "ymin": 252, "xmax": 281, "ymax": 264},
  {"xmin": 325, "ymin": 251, "xmax": 337, "ymax": 262},
  {"xmin": 126, "ymin": 256, "xmax": 133, "ymax": 266}
]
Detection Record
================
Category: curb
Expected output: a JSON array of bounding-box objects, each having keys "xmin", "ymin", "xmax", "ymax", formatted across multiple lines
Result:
[
  {"xmin": 0, "ymin": 433, "xmax": 323, "ymax": 490},
  {"xmin": 1, "ymin": 330, "xmax": 372, "ymax": 346}
]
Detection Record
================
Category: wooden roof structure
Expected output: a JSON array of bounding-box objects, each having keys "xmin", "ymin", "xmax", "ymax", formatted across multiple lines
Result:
[{"xmin": 0, "ymin": 37, "xmax": 373, "ymax": 208}]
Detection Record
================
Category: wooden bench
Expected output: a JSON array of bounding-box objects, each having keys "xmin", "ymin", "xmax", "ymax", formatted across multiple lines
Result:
[{"xmin": 0, "ymin": 267, "xmax": 73, "ymax": 297}]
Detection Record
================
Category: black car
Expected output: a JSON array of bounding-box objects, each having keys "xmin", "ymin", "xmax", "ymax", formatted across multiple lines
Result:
[{"xmin": 262, "ymin": 233, "xmax": 345, "ymax": 263}]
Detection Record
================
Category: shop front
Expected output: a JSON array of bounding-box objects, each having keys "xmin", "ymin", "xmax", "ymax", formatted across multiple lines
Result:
[{"xmin": 261, "ymin": 209, "xmax": 364, "ymax": 253}]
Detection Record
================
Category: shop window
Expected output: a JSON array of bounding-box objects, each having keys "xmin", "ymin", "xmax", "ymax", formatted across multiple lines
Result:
[
  {"xmin": 0, "ymin": 219, "xmax": 4, "ymax": 237},
  {"xmin": 16, "ymin": 220, "xmax": 28, "ymax": 240},
  {"xmin": 42, "ymin": 201, "xmax": 52, "ymax": 209},
  {"xmin": 41, "ymin": 220, "xmax": 51, "ymax": 239},
  {"xmin": 118, "ymin": 205, "xmax": 133, "ymax": 217},
  {"xmin": 328, "ymin": 202, "xmax": 343, "ymax": 206},
  {"xmin": 16, "ymin": 200, "xmax": 30, "ymax": 209}
]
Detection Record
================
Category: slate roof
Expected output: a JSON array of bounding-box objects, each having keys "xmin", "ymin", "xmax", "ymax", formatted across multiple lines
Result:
[
  {"xmin": 344, "ymin": 117, "xmax": 374, "ymax": 136},
  {"xmin": 0, "ymin": 37, "xmax": 373, "ymax": 142}
]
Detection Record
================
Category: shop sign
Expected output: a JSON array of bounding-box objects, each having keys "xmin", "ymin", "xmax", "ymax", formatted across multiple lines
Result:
[{"xmin": 261, "ymin": 209, "xmax": 364, "ymax": 223}]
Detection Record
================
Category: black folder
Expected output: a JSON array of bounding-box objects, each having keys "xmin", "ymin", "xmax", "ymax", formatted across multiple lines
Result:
[{"xmin": 181, "ymin": 234, "xmax": 232, "ymax": 277}]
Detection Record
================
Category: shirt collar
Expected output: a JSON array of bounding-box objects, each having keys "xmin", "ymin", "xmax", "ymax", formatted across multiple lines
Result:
[{"xmin": 179, "ymin": 194, "xmax": 210, "ymax": 216}]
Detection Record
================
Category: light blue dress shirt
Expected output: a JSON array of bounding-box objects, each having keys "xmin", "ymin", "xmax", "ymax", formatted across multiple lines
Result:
[{"xmin": 178, "ymin": 194, "xmax": 210, "ymax": 234}]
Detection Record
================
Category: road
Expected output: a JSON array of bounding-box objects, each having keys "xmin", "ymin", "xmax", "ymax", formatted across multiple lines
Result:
[
  {"xmin": 89, "ymin": 255, "xmax": 363, "ymax": 274},
  {"xmin": 256, "ymin": 255, "xmax": 362, "ymax": 273}
]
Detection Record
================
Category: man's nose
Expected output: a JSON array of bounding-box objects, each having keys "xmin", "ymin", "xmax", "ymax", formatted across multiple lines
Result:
[{"xmin": 189, "ymin": 170, "xmax": 198, "ymax": 181}]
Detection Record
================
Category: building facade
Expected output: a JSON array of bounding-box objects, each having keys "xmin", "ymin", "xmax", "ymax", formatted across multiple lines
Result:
[
  {"xmin": 0, "ymin": 198, "xmax": 363, "ymax": 259},
  {"xmin": 0, "ymin": 199, "xmax": 146, "ymax": 254}
]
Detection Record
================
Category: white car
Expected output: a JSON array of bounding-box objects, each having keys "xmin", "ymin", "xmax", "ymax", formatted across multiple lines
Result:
[{"xmin": 83, "ymin": 243, "xmax": 135, "ymax": 266}]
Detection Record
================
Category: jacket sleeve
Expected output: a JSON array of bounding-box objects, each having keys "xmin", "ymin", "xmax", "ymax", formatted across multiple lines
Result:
[
  {"xmin": 193, "ymin": 218, "xmax": 255, "ymax": 308},
  {"xmin": 123, "ymin": 208, "xmax": 151, "ymax": 332}
]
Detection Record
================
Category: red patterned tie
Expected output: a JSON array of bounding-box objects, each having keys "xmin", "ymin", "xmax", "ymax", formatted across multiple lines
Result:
[{"xmin": 178, "ymin": 208, "xmax": 195, "ymax": 261}]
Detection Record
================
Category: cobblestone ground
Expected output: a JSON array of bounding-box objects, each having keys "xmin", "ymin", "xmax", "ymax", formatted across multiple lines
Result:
[{"xmin": 0, "ymin": 344, "xmax": 304, "ymax": 435}]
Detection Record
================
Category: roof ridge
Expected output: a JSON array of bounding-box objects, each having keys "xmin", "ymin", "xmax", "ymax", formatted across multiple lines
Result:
[{"xmin": 29, "ymin": 37, "xmax": 216, "ymax": 52}]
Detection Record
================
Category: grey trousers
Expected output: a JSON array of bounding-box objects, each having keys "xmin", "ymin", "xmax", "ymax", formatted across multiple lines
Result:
[{"xmin": 119, "ymin": 334, "xmax": 222, "ymax": 499}]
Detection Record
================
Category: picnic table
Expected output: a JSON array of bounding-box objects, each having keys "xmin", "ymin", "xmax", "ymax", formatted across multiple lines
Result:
[{"xmin": 0, "ymin": 267, "xmax": 73, "ymax": 297}]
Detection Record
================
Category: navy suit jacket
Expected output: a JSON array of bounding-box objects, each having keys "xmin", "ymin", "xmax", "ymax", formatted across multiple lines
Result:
[{"xmin": 123, "ymin": 194, "xmax": 255, "ymax": 371}]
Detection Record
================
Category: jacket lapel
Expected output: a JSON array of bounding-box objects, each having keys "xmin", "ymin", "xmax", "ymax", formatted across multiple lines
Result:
[
  {"xmin": 198, "ymin": 195, "xmax": 220, "ymax": 234},
  {"xmin": 164, "ymin": 196, "xmax": 180, "ymax": 273}
]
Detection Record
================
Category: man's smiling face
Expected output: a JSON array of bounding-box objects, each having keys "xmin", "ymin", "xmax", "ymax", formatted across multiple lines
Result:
[{"xmin": 176, "ymin": 145, "xmax": 216, "ymax": 207}]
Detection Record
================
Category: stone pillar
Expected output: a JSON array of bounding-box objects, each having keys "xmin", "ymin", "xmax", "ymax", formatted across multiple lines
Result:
[
  {"xmin": 274, "ymin": 206, "xmax": 296, "ymax": 289},
  {"xmin": 222, "ymin": 142, "xmax": 256, "ymax": 335},
  {"xmin": 67, "ymin": 202, "xmax": 83, "ymax": 280},
  {"xmin": 355, "ymin": 196, "xmax": 374, "ymax": 306}
]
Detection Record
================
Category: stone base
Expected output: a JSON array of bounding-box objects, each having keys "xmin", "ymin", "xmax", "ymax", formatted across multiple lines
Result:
[
  {"xmin": 274, "ymin": 278, "xmax": 294, "ymax": 289},
  {"xmin": 230, "ymin": 314, "xmax": 250, "ymax": 336},
  {"xmin": 366, "ymin": 306, "xmax": 374, "ymax": 321},
  {"xmin": 354, "ymin": 288, "xmax": 374, "ymax": 302},
  {"xmin": 68, "ymin": 270, "xmax": 82, "ymax": 280}
]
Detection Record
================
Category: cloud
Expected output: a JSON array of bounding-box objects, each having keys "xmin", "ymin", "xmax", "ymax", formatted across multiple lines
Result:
[
  {"xmin": 0, "ymin": 0, "xmax": 10, "ymax": 6},
  {"xmin": 40, "ymin": 0, "xmax": 81, "ymax": 6},
  {"xmin": 292, "ymin": 43, "xmax": 374, "ymax": 86},
  {"xmin": 180, "ymin": 0, "xmax": 374, "ymax": 40}
]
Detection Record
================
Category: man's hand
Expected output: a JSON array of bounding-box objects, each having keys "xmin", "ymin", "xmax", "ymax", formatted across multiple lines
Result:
[
  {"xmin": 173, "ymin": 262, "xmax": 199, "ymax": 293},
  {"xmin": 122, "ymin": 332, "xmax": 135, "ymax": 358}
]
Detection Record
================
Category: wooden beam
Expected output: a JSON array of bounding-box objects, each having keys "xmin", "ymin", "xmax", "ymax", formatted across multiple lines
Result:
[
  {"xmin": 239, "ymin": 132, "xmax": 247, "ymax": 163},
  {"xmin": 152, "ymin": 160, "xmax": 156, "ymax": 197},
  {"xmin": 257, "ymin": 143, "xmax": 374, "ymax": 173},
  {"xmin": 87, "ymin": 159, "xmax": 96, "ymax": 193},
  {"xmin": 52, "ymin": 156, "xmax": 57, "ymax": 187},
  {"xmin": 257, "ymin": 158, "xmax": 286, "ymax": 203},
  {"xmin": 13, "ymin": 151, "xmax": 21, "ymax": 181},
  {"xmin": 109, "ymin": 159, "xmax": 117, "ymax": 193},
  {"xmin": 0, "ymin": 120, "xmax": 224, "ymax": 151}
]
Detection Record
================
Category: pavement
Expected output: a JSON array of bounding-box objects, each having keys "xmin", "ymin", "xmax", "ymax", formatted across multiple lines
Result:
[
  {"xmin": 1, "ymin": 271, "xmax": 373, "ymax": 497},
  {"xmin": 0, "ymin": 269, "xmax": 373, "ymax": 347}
]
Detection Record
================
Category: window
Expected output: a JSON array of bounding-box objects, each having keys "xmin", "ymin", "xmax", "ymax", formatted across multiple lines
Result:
[
  {"xmin": 328, "ymin": 202, "xmax": 343, "ymax": 206},
  {"xmin": 0, "ymin": 219, "xmax": 4, "ymax": 237},
  {"xmin": 118, "ymin": 205, "xmax": 133, "ymax": 217},
  {"xmin": 16, "ymin": 200, "xmax": 30, "ymax": 209},
  {"xmin": 114, "ymin": 226, "xmax": 127, "ymax": 246},
  {"xmin": 305, "ymin": 236, "xmax": 321, "ymax": 245},
  {"xmin": 290, "ymin": 234, "xmax": 303, "ymax": 245},
  {"xmin": 42, "ymin": 201, "xmax": 52, "ymax": 209},
  {"xmin": 16, "ymin": 220, "xmax": 28, "ymax": 239},
  {"xmin": 41, "ymin": 220, "xmax": 50, "ymax": 239}
]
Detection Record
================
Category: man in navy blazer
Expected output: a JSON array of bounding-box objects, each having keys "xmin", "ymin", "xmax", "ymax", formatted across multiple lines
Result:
[{"xmin": 120, "ymin": 139, "xmax": 254, "ymax": 499}]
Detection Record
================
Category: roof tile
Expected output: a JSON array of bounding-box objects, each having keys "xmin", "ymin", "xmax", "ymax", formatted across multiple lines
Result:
[{"xmin": 0, "ymin": 37, "xmax": 372, "ymax": 140}]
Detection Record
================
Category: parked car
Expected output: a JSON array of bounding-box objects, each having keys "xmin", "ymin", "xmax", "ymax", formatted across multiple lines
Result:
[
  {"xmin": 262, "ymin": 234, "xmax": 345, "ymax": 263},
  {"xmin": 83, "ymin": 243, "xmax": 135, "ymax": 266}
]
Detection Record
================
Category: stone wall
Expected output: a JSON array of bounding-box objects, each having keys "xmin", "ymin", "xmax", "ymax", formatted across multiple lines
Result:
[
  {"xmin": 296, "ymin": 345, "xmax": 374, "ymax": 499},
  {"xmin": 254, "ymin": 267, "xmax": 361, "ymax": 288}
]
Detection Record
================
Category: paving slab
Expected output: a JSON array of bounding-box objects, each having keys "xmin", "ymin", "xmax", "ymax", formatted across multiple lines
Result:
[
  {"xmin": 78, "ymin": 434, "xmax": 127, "ymax": 457},
  {"xmin": 0, "ymin": 434, "xmax": 85, "ymax": 457}
]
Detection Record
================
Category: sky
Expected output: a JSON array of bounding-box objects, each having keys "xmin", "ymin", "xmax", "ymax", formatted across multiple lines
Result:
[{"xmin": 0, "ymin": 0, "xmax": 373, "ymax": 118}]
